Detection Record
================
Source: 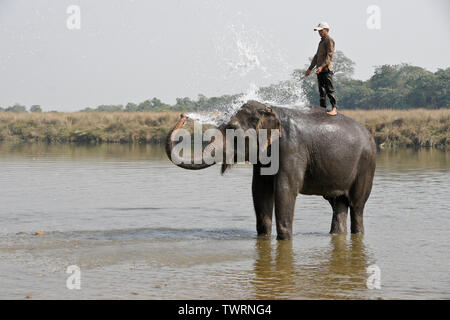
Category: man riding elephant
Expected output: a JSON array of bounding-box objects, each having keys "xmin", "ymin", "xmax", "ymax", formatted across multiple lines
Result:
[
  {"xmin": 166, "ymin": 100, "xmax": 376, "ymax": 240},
  {"xmin": 304, "ymin": 22, "xmax": 338, "ymax": 116}
]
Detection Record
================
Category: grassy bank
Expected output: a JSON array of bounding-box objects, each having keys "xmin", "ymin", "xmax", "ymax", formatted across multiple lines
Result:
[
  {"xmin": 0, "ymin": 109, "xmax": 448, "ymax": 148},
  {"xmin": 341, "ymin": 109, "xmax": 449, "ymax": 148},
  {"xmin": 0, "ymin": 112, "xmax": 180, "ymax": 144}
]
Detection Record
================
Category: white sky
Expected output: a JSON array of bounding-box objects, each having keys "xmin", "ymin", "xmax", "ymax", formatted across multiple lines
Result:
[{"xmin": 0, "ymin": 0, "xmax": 449, "ymax": 111}]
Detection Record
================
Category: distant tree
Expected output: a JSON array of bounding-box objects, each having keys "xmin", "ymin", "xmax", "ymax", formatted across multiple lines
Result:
[
  {"xmin": 30, "ymin": 105, "xmax": 42, "ymax": 113},
  {"xmin": 174, "ymin": 97, "xmax": 195, "ymax": 110},
  {"xmin": 125, "ymin": 102, "xmax": 138, "ymax": 112},
  {"xmin": 433, "ymin": 68, "xmax": 450, "ymax": 108},
  {"xmin": 332, "ymin": 50, "xmax": 356, "ymax": 79},
  {"xmin": 137, "ymin": 99, "xmax": 152, "ymax": 111},
  {"xmin": 335, "ymin": 78, "xmax": 374, "ymax": 109},
  {"xmin": 5, "ymin": 103, "xmax": 27, "ymax": 113},
  {"xmin": 403, "ymin": 67, "xmax": 450, "ymax": 108},
  {"xmin": 95, "ymin": 104, "xmax": 124, "ymax": 112},
  {"xmin": 149, "ymin": 97, "xmax": 170, "ymax": 111},
  {"xmin": 196, "ymin": 94, "xmax": 208, "ymax": 110},
  {"xmin": 79, "ymin": 104, "xmax": 123, "ymax": 112},
  {"xmin": 79, "ymin": 107, "xmax": 94, "ymax": 112},
  {"xmin": 369, "ymin": 65, "xmax": 395, "ymax": 90},
  {"xmin": 365, "ymin": 64, "xmax": 449, "ymax": 109}
]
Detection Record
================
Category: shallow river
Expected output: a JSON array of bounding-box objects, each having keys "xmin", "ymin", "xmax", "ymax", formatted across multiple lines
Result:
[{"xmin": 0, "ymin": 143, "xmax": 448, "ymax": 299}]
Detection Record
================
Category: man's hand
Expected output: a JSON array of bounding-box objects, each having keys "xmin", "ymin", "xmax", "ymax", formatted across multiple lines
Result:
[
  {"xmin": 315, "ymin": 66, "xmax": 323, "ymax": 74},
  {"xmin": 305, "ymin": 69, "xmax": 312, "ymax": 77}
]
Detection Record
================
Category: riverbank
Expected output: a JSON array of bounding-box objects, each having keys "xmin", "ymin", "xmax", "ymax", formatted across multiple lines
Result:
[
  {"xmin": 343, "ymin": 109, "xmax": 449, "ymax": 149},
  {"xmin": 0, "ymin": 109, "xmax": 448, "ymax": 148},
  {"xmin": 0, "ymin": 112, "xmax": 180, "ymax": 144}
]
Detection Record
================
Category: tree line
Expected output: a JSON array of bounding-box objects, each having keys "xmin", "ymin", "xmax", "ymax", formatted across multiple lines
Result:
[
  {"xmin": 0, "ymin": 104, "xmax": 42, "ymax": 113},
  {"xmin": 294, "ymin": 51, "xmax": 449, "ymax": 110},
  {"xmin": 1, "ymin": 51, "xmax": 448, "ymax": 113}
]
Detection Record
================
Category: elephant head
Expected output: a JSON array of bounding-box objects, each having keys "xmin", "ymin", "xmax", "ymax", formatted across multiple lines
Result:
[{"xmin": 165, "ymin": 100, "xmax": 282, "ymax": 173}]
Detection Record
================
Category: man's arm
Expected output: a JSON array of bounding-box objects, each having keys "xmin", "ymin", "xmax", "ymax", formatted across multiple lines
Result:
[
  {"xmin": 308, "ymin": 53, "xmax": 318, "ymax": 71},
  {"xmin": 305, "ymin": 53, "xmax": 318, "ymax": 76}
]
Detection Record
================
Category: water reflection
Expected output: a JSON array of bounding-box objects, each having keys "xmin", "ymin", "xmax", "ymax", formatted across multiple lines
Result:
[
  {"xmin": 252, "ymin": 235, "xmax": 373, "ymax": 299},
  {"xmin": 376, "ymin": 147, "xmax": 448, "ymax": 171},
  {"xmin": 0, "ymin": 142, "xmax": 447, "ymax": 169},
  {"xmin": 252, "ymin": 239, "xmax": 295, "ymax": 299},
  {"xmin": 315, "ymin": 235, "xmax": 371, "ymax": 299},
  {"xmin": 0, "ymin": 142, "xmax": 167, "ymax": 160}
]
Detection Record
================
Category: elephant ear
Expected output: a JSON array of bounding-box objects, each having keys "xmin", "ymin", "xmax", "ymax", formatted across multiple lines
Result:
[{"xmin": 255, "ymin": 104, "xmax": 282, "ymax": 154}]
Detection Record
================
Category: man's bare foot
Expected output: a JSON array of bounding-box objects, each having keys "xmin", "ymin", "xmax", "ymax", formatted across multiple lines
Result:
[{"xmin": 327, "ymin": 107, "xmax": 338, "ymax": 116}]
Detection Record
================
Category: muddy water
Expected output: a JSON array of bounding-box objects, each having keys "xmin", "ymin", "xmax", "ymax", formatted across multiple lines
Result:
[{"xmin": 0, "ymin": 143, "xmax": 448, "ymax": 299}]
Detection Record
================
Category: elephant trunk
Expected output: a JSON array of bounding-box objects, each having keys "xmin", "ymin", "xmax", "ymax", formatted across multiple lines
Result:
[{"xmin": 165, "ymin": 114, "xmax": 221, "ymax": 170}]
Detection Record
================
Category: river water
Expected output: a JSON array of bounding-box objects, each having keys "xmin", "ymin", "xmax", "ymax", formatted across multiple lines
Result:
[{"xmin": 0, "ymin": 143, "xmax": 448, "ymax": 299}]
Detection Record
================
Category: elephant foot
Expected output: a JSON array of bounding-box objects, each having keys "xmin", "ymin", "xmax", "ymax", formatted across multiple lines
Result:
[
  {"xmin": 256, "ymin": 223, "xmax": 272, "ymax": 238},
  {"xmin": 329, "ymin": 228, "xmax": 347, "ymax": 235},
  {"xmin": 257, "ymin": 232, "xmax": 271, "ymax": 239},
  {"xmin": 350, "ymin": 227, "xmax": 364, "ymax": 234},
  {"xmin": 329, "ymin": 217, "xmax": 347, "ymax": 234},
  {"xmin": 276, "ymin": 233, "xmax": 292, "ymax": 240}
]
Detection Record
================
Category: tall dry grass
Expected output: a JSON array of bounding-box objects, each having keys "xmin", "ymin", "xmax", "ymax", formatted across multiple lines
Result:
[
  {"xmin": 0, "ymin": 112, "xmax": 180, "ymax": 143},
  {"xmin": 342, "ymin": 109, "xmax": 449, "ymax": 148},
  {"xmin": 0, "ymin": 109, "xmax": 448, "ymax": 148}
]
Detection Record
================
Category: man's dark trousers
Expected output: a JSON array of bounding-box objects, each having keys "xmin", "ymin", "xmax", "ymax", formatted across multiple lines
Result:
[{"xmin": 317, "ymin": 70, "xmax": 336, "ymax": 109}]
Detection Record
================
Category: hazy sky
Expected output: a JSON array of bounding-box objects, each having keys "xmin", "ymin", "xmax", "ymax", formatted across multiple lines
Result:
[{"xmin": 0, "ymin": 0, "xmax": 449, "ymax": 111}]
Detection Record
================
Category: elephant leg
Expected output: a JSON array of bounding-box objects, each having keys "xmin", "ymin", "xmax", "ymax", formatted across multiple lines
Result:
[
  {"xmin": 348, "ymin": 169, "xmax": 373, "ymax": 234},
  {"xmin": 274, "ymin": 172, "xmax": 299, "ymax": 240},
  {"xmin": 328, "ymin": 196, "xmax": 349, "ymax": 234},
  {"xmin": 350, "ymin": 205, "xmax": 365, "ymax": 234},
  {"xmin": 252, "ymin": 165, "xmax": 275, "ymax": 237}
]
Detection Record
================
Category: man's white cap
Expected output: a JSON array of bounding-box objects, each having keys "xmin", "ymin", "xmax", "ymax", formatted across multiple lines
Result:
[{"xmin": 314, "ymin": 22, "xmax": 330, "ymax": 31}]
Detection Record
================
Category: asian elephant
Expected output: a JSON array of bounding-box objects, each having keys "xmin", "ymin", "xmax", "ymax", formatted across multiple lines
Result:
[{"xmin": 166, "ymin": 100, "xmax": 376, "ymax": 240}]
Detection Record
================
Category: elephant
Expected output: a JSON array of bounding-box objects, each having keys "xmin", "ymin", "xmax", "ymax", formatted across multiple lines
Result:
[{"xmin": 166, "ymin": 100, "xmax": 376, "ymax": 240}]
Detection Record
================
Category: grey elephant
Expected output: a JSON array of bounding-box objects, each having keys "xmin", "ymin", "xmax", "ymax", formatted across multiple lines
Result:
[{"xmin": 166, "ymin": 100, "xmax": 376, "ymax": 240}]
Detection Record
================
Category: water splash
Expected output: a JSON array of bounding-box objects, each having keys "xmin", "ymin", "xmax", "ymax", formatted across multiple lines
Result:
[
  {"xmin": 187, "ymin": 19, "xmax": 308, "ymax": 126},
  {"xmin": 187, "ymin": 83, "xmax": 261, "ymax": 126},
  {"xmin": 185, "ymin": 112, "xmax": 220, "ymax": 125},
  {"xmin": 187, "ymin": 80, "xmax": 307, "ymax": 127},
  {"xmin": 221, "ymin": 23, "xmax": 269, "ymax": 78}
]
